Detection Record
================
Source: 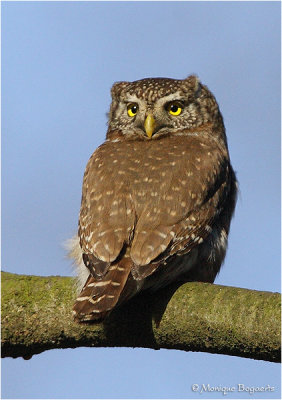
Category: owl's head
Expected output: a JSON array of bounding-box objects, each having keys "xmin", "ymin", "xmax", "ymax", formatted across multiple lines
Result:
[{"xmin": 106, "ymin": 75, "xmax": 224, "ymax": 142}]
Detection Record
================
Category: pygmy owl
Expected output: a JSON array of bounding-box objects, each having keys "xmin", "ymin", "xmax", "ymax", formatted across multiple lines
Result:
[{"xmin": 69, "ymin": 75, "xmax": 237, "ymax": 322}]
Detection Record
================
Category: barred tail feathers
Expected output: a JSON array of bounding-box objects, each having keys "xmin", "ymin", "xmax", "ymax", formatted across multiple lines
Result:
[{"xmin": 73, "ymin": 257, "xmax": 132, "ymax": 322}]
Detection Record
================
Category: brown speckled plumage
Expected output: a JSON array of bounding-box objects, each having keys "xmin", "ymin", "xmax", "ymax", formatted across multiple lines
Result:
[{"xmin": 71, "ymin": 75, "xmax": 237, "ymax": 322}]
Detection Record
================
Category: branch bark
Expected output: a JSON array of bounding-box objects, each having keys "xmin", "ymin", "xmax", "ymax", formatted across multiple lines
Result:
[{"xmin": 1, "ymin": 271, "xmax": 280, "ymax": 362}]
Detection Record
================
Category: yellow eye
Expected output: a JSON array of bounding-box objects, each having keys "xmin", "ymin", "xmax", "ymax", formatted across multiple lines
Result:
[
  {"xmin": 167, "ymin": 102, "xmax": 183, "ymax": 116},
  {"xmin": 127, "ymin": 103, "xmax": 138, "ymax": 117}
]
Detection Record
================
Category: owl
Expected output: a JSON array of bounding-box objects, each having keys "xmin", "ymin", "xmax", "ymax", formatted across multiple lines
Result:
[{"xmin": 69, "ymin": 75, "xmax": 237, "ymax": 322}]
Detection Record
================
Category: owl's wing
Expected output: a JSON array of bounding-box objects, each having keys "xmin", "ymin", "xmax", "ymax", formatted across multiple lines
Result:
[
  {"xmin": 79, "ymin": 145, "xmax": 135, "ymax": 278},
  {"xmin": 130, "ymin": 144, "xmax": 231, "ymax": 280},
  {"xmin": 170, "ymin": 169, "xmax": 231, "ymax": 257}
]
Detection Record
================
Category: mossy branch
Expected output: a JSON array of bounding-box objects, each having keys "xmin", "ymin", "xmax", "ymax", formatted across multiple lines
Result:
[{"xmin": 1, "ymin": 271, "xmax": 280, "ymax": 362}]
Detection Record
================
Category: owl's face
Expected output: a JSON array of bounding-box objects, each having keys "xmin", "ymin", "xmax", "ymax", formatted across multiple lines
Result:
[{"xmin": 107, "ymin": 75, "xmax": 223, "ymax": 141}]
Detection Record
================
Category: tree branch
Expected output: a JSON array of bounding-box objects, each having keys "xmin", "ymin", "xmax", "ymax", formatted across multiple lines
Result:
[{"xmin": 1, "ymin": 271, "xmax": 280, "ymax": 362}]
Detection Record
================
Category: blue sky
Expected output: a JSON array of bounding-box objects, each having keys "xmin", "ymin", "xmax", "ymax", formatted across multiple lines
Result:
[{"xmin": 1, "ymin": 1, "xmax": 281, "ymax": 399}]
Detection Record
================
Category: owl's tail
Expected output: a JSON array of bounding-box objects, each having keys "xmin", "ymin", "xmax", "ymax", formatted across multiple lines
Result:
[{"xmin": 73, "ymin": 257, "xmax": 132, "ymax": 322}]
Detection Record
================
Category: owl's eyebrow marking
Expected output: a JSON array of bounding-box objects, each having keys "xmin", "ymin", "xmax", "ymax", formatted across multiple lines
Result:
[
  {"xmin": 168, "ymin": 99, "xmax": 185, "ymax": 104},
  {"xmin": 155, "ymin": 92, "xmax": 186, "ymax": 107},
  {"xmin": 123, "ymin": 94, "xmax": 140, "ymax": 104}
]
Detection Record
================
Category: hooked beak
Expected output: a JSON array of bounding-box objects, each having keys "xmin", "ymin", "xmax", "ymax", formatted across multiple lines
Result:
[{"xmin": 144, "ymin": 114, "xmax": 156, "ymax": 138}]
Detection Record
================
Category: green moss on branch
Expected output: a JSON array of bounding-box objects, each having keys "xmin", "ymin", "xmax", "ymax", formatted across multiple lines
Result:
[{"xmin": 1, "ymin": 271, "xmax": 280, "ymax": 362}]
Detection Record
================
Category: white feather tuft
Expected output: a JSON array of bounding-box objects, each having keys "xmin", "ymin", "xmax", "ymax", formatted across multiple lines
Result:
[{"xmin": 64, "ymin": 235, "xmax": 89, "ymax": 292}]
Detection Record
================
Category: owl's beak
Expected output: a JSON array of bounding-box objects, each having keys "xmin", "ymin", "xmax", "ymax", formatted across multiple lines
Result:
[{"xmin": 144, "ymin": 114, "xmax": 156, "ymax": 138}]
